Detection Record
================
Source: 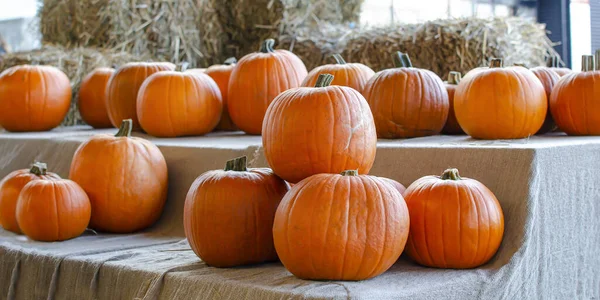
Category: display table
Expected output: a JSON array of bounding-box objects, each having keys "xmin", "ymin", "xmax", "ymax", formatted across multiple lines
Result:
[{"xmin": 1, "ymin": 127, "xmax": 599, "ymax": 300}]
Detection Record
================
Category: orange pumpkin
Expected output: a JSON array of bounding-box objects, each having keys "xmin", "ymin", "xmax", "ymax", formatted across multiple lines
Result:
[
  {"xmin": 204, "ymin": 57, "xmax": 238, "ymax": 131},
  {"xmin": 0, "ymin": 163, "xmax": 60, "ymax": 234},
  {"xmin": 16, "ymin": 178, "xmax": 91, "ymax": 242},
  {"xmin": 441, "ymin": 71, "xmax": 464, "ymax": 135},
  {"xmin": 546, "ymin": 56, "xmax": 572, "ymax": 77},
  {"xmin": 228, "ymin": 39, "xmax": 308, "ymax": 135},
  {"xmin": 404, "ymin": 168, "xmax": 504, "ymax": 268},
  {"xmin": 379, "ymin": 177, "xmax": 406, "ymax": 195},
  {"xmin": 550, "ymin": 55, "xmax": 600, "ymax": 135},
  {"xmin": 184, "ymin": 156, "xmax": 288, "ymax": 267},
  {"xmin": 530, "ymin": 66, "xmax": 560, "ymax": 134},
  {"xmin": 301, "ymin": 54, "xmax": 375, "ymax": 92},
  {"xmin": 363, "ymin": 52, "xmax": 449, "ymax": 138},
  {"xmin": 186, "ymin": 68, "xmax": 206, "ymax": 74},
  {"xmin": 273, "ymin": 170, "xmax": 410, "ymax": 281},
  {"xmin": 0, "ymin": 65, "xmax": 71, "ymax": 132},
  {"xmin": 105, "ymin": 62, "xmax": 175, "ymax": 130},
  {"xmin": 79, "ymin": 67, "xmax": 115, "ymax": 128},
  {"xmin": 454, "ymin": 58, "xmax": 547, "ymax": 139},
  {"xmin": 263, "ymin": 74, "xmax": 377, "ymax": 183},
  {"xmin": 137, "ymin": 70, "xmax": 222, "ymax": 137},
  {"xmin": 69, "ymin": 119, "xmax": 168, "ymax": 233}
]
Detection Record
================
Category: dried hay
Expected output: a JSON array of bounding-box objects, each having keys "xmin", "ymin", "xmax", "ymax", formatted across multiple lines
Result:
[{"xmin": 0, "ymin": 46, "xmax": 152, "ymax": 126}]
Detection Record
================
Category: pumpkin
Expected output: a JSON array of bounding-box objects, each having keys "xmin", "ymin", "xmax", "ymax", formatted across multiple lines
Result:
[
  {"xmin": 363, "ymin": 52, "xmax": 449, "ymax": 138},
  {"xmin": 0, "ymin": 163, "xmax": 60, "ymax": 234},
  {"xmin": 546, "ymin": 56, "xmax": 572, "ymax": 77},
  {"xmin": 379, "ymin": 177, "xmax": 406, "ymax": 195},
  {"xmin": 0, "ymin": 65, "xmax": 71, "ymax": 132},
  {"xmin": 273, "ymin": 170, "xmax": 410, "ymax": 281},
  {"xmin": 454, "ymin": 58, "xmax": 547, "ymax": 139},
  {"xmin": 204, "ymin": 57, "xmax": 238, "ymax": 131},
  {"xmin": 105, "ymin": 62, "xmax": 175, "ymax": 130},
  {"xmin": 550, "ymin": 55, "xmax": 600, "ymax": 135},
  {"xmin": 441, "ymin": 71, "xmax": 464, "ymax": 135},
  {"xmin": 184, "ymin": 156, "xmax": 288, "ymax": 267},
  {"xmin": 404, "ymin": 168, "xmax": 504, "ymax": 268},
  {"xmin": 69, "ymin": 119, "xmax": 168, "ymax": 233},
  {"xmin": 137, "ymin": 70, "xmax": 222, "ymax": 137},
  {"xmin": 263, "ymin": 74, "xmax": 377, "ymax": 183},
  {"xmin": 186, "ymin": 68, "xmax": 206, "ymax": 74},
  {"xmin": 301, "ymin": 54, "xmax": 375, "ymax": 92},
  {"xmin": 16, "ymin": 178, "xmax": 91, "ymax": 242},
  {"xmin": 79, "ymin": 67, "xmax": 115, "ymax": 128},
  {"xmin": 530, "ymin": 66, "xmax": 560, "ymax": 134},
  {"xmin": 228, "ymin": 39, "xmax": 308, "ymax": 135}
]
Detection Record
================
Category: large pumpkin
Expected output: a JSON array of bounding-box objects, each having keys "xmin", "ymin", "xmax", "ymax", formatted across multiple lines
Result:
[
  {"xmin": 105, "ymin": 62, "xmax": 175, "ymax": 130},
  {"xmin": 363, "ymin": 52, "xmax": 449, "ymax": 138},
  {"xmin": 79, "ymin": 67, "xmax": 115, "ymax": 128},
  {"xmin": 184, "ymin": 156, "xmax": 288, "ymax": 267},
  {"xmin": 228, "ymin": 39, "xmax": 308, "ymax": 135},
  {"xmin": 16, "ymin": 178, "xmax": 91, "ymax": 242},
  {"xmin": 530, "ymin": 66, "xmax": 560, "ymax": 134},
  {"xmin": 550, "ymin": 55, "xmax": 600, "ymax": 135},
  {"xmin": 263, "ymin": 73, "xmax": 377, "ymax": 183},
  {"xmin": 137, "ymin": 70, "xmax": 222, "ymax": 137},
  {"xmin": 454, "ymin": 58, "xmax": 547, "ymax": 139},
  {"xmin": 404, "ymin": 168, "xmax": 504, "ymax": 268},
  {"xmin": 441, "ymin": 71, "xmax": 464, "ymax": 135},
  {"xmin": 70, "ymin": 119, "xmax": 168, "ymax": 233},
  {"xmin": 301, "ymin": 54, "xmax": 375, "ymax": 92},
  {"xmin": 0, "ymin": 163, "xmax": 60, "ymax": 234},
  {"xmin": 204, "ymin": 57, "xmax": 238, "ymax": 131},
  {"xmin": 273, "ymin": 170, "xmax": 410, "ymax": 281},
  {"xmin": 0, "ymin": 65, "xmax": 71, "ymax": 132}
]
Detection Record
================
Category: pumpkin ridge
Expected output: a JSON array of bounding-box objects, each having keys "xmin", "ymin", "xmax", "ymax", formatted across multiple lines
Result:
[
  {"xmin": 463, "ymin": 181, "xmax": 480, "ymax": 267},
  {"xmin": 474, "ymin": 183, "xmax": 492, "ymax": 265},
  {"xmin": 339, "ymin": 174, "xmax": 354, "ymax": 278},
  {"xmin": 363, "ymin": 176, "xmax": 388, "ymax": 278}
]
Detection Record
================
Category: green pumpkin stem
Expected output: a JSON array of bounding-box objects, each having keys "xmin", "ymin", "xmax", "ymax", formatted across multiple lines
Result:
[
  {"xmin": 315, "ymin": 74, "xmax": 334, "ymax": 87},
  {"xmin": 440, "ymin": 168, "xmax": 462, "ymax": 180},
  {"xmin": 393, "ymin": 52, "xmax": 404, "ymax": 68},
  {"xmin": 260, "ymin": 39, "xmax": 275, "ymax": 53},
  {"xmin": 29, "ymin": 162, "xmax": 48, "ymax": 176},
  {"xmin": 224, "ymin": 57, "xmax": 237, "ymax": 65},
  {"xmin": 513, "ymin": 63, "xmax": 526, "ymax": 67},
  {"xmin": 115, "ymin": 119, "xmax": 133, "ymax": 137},
  {"xmin": 447, "ymin": 71, "xmax": 462, "ymax": 85},
  {"xmin": 176, "ymin": 62, "xmax": 190, "ymax": 72},
  {"xmin": 340, "ymin": 170, "xmax": 359, "ymax": 176},
  {"xmin": 595, "ymin": 50, "xmax": 600, "ymax": 71},
  {"xmin": 225, "ymin": 156, "xmax": 248, "ymax": 172},
  {"xmin": 401, "ymin": 53, "xmax": 413, "ymax": 68},
  {"xmin": 582, "ymin": 55, "xmax": 595, "ymax": 72},
  {"xmin": 332, "ymin": 54, "xmax": 347, "ymax": 65},
  {"xmin": 546, "ymin": 56, "xmax": 560, "ymax": 68},
  {"xmin": 489, "ymin": 58, "xmax": 503, "ymax": 68}
]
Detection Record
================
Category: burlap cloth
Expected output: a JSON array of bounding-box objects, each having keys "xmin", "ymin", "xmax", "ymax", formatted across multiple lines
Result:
[{"xmin": 0, "ymin": 127, "xmax": 599, "ymax": 299}]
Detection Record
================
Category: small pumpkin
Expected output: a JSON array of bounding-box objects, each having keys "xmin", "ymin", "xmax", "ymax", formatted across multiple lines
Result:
[
  {"xmin": 204, "ymin": 57, "xmax": 238, "ymax": 131},
  {"xmin": 137, "ymin": 69, "xmax": 222, "ymax": 137},
  {"xmin": 184, "ymin": 156, "xmax": 288, "ymax": 267},
  {"xmin": 105, "ymin": 62, "xmax": 175, "ymax": 130},
  {"xmin": 263, "ymin": 74, "xmax": 377, "ymax": 183},
  {"xmin": 228, "ymin": 39, "xmax": 308, "ymax": 135},
  {"xmin": 70, "ymin": 119, "xmax": 168, "ymax": 233},
  {"xmin": 530, "ymin": 66, "xmax": 560, "ymax": 134},
  {"xmin": 550, "ymin": 55, "xmax": 600, "ymax": 135},
  {"xmin": 454, "ymin": 58, "xmax": 547, "ymax": 139},
  {"xmin": 441, "ymin": 71, "xmax": 464, "ymax": 135},
  {"xmin": 546, "ymin": 56, "xmax": 572, "ymax": 77},
  {"xmin": 363, "ymin": 52, "xmax": 449, "ymax": 138},
  {"xmin": 0, "ymin": 65, "xmax": 71, "ymax": 132},
  {"xmin": 16, "ymin": 178, "xmax": 91, "ymax": 242},
  {"xmin": 273, "ymin": 170, "xmax": 410, "ymax": 281},
  {"xmin": 301, "ymin": 54, "xmax": 375, "ymax": 92},
  {"xmin": 404, "ymin": 169, "xmax": 504, "ymax": 268},
  {"xmin": 79, "ymin": 67, "xmax": 115, "ymax": 128},
  {"xmin": 0, "ymin": 163, "xmax": 60, "ymax": 234}
]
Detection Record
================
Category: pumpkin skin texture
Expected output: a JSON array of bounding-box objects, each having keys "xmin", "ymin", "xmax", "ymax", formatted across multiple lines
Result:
[
  {"xmin": 204, "ymin": 58, "xmax": 238, "ymax": 131},
  {"xmin": 228, "ymin": 39, "xmax": 308, "ymax": 135},
  {"xmin": 530, "ymin": 67, "xmax": 560, "ymax": 134},
  {"xmin": 16, "ymin": 179, "xmax": 91, "ymax": 242},
  {"xmin": 263, "ymin": 74, "xmax": 377, "ymax": 184},
  {"xmin": 454, "ymin": 59, "xmax": 547, "ymax": 139},
  {"xmin": 69, "ymin": 119, "xmax": 168, "ymax": 233},
  {"xmin": 105, "ymin": 62, "xmax": 175, "ymax": 130},
  {"xmin": 379, "ymin": 177, "xmax": 406, "ymax": 195},
  {"xmin": 0, "ymin": 163, "xmax": 60, "ymax": 234},
  {"xmin": 137, "ymin": 71, "xmax": 222, "ymax": 137},
  {"xmin": 441, "ymin": 72, "xmax": 464, "ymax": 135},
  {"xmin": 301, "ymin": 54, "xmax": 375, "ymax": 92},
  {"xmin": 363, "ymin": 52, "xmax": 449, "ymax": 138},
  {"xmin": 404, "ymin": 169, "xmax": 504, "ymax": 269},
  {"xmin": 184, "ymin": 156, "xmax": 288, "ymax": 267},
  {"xmin": 546, "ymin": 55, "xmax": 572, "ymax": 77},
  {"xmin": 273, "ymin": 171, "xmax": 410, "ymax": 281},
  {"xmin": 0, "ymin": 65, "xmax": 71, "ymax": 132},
  {"xmin": 79, "ymin": 67, "xmax": 115, "ymax": 128}
]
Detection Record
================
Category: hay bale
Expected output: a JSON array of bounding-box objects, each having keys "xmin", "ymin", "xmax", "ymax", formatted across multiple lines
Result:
[{"xmin": 0, "ymin": 46, "xmax": 152, "ymax": 126}]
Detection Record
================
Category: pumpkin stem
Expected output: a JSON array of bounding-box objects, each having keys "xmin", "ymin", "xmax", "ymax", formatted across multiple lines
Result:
[
  {"xmin": 401, "ymin": 53, "xmax": 413, "ymax": 68},
  {"xmin": 447, "ymin": 71, "xmax": 461, "ymax": 85},
  {"xmin": 546, "ymin": 55, "xmax": 560, "ymax": 68},
  {"xmin": 260, "ymin": 39, "xmax": 275, "ymax": 53},
  {"xmin": 29, "ymin": 162, "xmax": 48, "ymax": 176},
  {"xmin": 582, "ymin": 55, "xmax": 595, "ymax": 72},
  {"xmin": 513, "ymin": 63, "xmax": 526, "ymax": 67},
  {"xmin": 332, "ymin": 54, "xmax": 347, "ymax": 65},
  {"xmin": 224, "ymin": 57, "xmax": 237, "ymax": 65},
  {"xmin": 177, "ymin": 62, "xmax": 190, "ymax": 72},
  {"xmin": 489, "ymin": 58, "xmax": 503, "ymax": 68},
  {"xmin": 393, "ymin": 52, "xmax": 404, "ymax": 68},
  {"xmin": 340, "ymin": 170, "xmax": 359, "ymax": 176},
  {"xmin": 225, "ymin": 156, "xmax": 247, "ymax": 172},
  {"xmin": 115, "ymin": 119, "xmax": 133, "ymax": 137},
  {"xmin": 440, "ymin": 168, "xmax": 462, "ymax": 180},
  {"xmin": 314, "ymin": 74, "xmax": 334, "ymax": 87},
  {"xmin": 595, "ymin": 50, "xmax": 600, "ymax": 71}
]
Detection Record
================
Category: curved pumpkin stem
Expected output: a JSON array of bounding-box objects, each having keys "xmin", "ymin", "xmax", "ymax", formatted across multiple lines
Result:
[
  {"xmin": 225, "ymin": 156, "xmax": 247, "ymax": 172},
  {"xmin": 115, "ymin": 119, "xmax": 133, "ymax": 137},
  {"xmin": 447, "ymin": 71, "xmax": 461, "ymax": 85},
  {"xmin": 315, "ymin": 74, "xmax": 334, "ymax": 87},
  {"xmin": 340, "ymin": 170, "xmax": 358, "ymax": 176},
  {"xmin": 546, "ymin": 55, "xmax": 560, "ymax": 68},
  {"xmin": 224, "ymin": 57, "xmax": 237, "ymax": 65},
  {"xmin": 489, "ymin": 58, "xmax": 503, "ymax": 68},
  {"xmin": 30, "ymin": 162, "xmax": 48, "ymax": 176},
  {"xmin": 401, "ymin": 53, "xmax": 413, "ymax": 68},
  {"xmin": 582, "ymin": 55, "xmax": 595, "ymax": 72},
  {"xmin": 260, "ymin": 39, "xmax": 276, "ymax": 53},
  {"xmin": 332, "ymin": 54, "xmax": 347, "ymax": 65},
  {"xmin": 440, "ymin": 168, "xmax": 462, "ymax": 180},
  {"xmin": 393, "ymin": 51, "xmax": 413, "ymax": 68}
]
